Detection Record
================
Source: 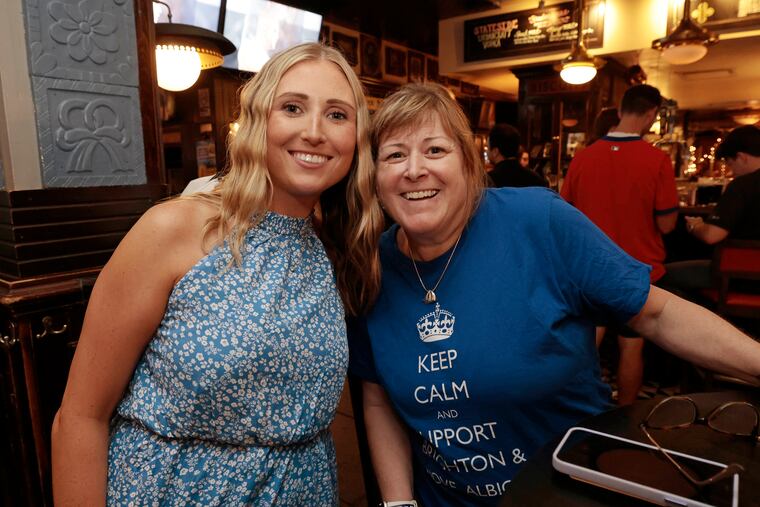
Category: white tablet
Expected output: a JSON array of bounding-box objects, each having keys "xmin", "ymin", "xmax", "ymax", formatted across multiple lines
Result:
[{"xmin": 552, "ymin": 426, "xmax": 739, "ymax": 507}]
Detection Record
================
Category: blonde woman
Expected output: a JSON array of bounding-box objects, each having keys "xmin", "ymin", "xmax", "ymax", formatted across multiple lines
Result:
[{"xmin": 52, "ymin": 43, "xmax": 383, "ymax": 505}]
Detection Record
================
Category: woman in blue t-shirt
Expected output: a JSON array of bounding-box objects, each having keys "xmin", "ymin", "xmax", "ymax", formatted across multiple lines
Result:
[{"xmin": 349, "ymin": 82, "xmax": 760, "ymax": 507}]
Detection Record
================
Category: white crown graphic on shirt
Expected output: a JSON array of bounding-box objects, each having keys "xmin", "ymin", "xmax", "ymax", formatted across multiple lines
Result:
[{"xmin": 416, "ymin": 303, "xmax": 455, "ymax": 342}]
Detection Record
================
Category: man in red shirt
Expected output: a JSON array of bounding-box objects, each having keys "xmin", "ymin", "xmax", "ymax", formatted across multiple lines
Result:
[{"xmin": 561, "ymin": 84, "xmax": 679, "ymax": 405}]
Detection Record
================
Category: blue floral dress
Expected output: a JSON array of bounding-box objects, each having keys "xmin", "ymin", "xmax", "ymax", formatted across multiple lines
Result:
[{"xmin": 107, "ymin": 212, "xmax": 347, "ymax": 506}]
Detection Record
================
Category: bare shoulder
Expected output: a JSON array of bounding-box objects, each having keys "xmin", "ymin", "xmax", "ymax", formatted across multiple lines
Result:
[
  {"xmin": 138, "ymin": 198, "xmax": 217, "ymax": 238},
  {"xmin": 110, "ymin": 198, "xmax": 219, "ymax": 285}
]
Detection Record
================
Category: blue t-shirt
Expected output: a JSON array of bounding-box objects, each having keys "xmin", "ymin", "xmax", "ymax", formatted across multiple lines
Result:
[{"xmin": 349, "ymin": 188, "xmax": 651, "ymax": 506}]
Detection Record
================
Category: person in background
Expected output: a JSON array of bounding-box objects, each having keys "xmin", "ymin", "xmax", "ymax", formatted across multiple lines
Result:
[
  {"xmin": 487, "ymin": 123, "xmax": 548, "ymax": 188},
  {"xmin": 349, "ymin": 82, "xmax": 760, "ymax": 507},
  {"xmin": 518, "ymin": 148, "xmax": 530, "ymax": 169},
  {"xmin": 567, "ymin": 108, "xmax": 619, "ymax": 158},
  {"xmin": 667, "ymin": 125, "xmax": 760, "ymax": 296},
  {"xmin": 587, "ymin": 107, "xmax": 619, "ymax": 146},
  {"xmin": 561, "ymin": 85, "xmax": 678, "ymax": 405},
  {"xmin": 685, "ymin": 125, "xmax": 760, "ymax": 244},
  {"xmin": 52, "ymin": 43, "xmax": 383, "ymax": 506},
  {"xmin": 181, "ymin": 173, "xmax": 219, "ymax": 195}
]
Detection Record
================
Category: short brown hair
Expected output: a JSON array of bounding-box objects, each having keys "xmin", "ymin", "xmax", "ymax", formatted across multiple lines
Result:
[
  {"xmin": 620, "ymin": 84, "xmax": 662, "ymax": 115},
  {"xmin": 370, "ymin": 83, "xmax": 488, "ymax": 219}
]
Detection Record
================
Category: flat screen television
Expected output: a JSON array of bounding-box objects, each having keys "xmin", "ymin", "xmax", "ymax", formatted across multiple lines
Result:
[
  {"xmin": 152, "ymin": 0, "xmax": 222, "ymax": 33},
  {"xmin": 222, "ymin": 0, "xmax": 322, "ymax": 73}
]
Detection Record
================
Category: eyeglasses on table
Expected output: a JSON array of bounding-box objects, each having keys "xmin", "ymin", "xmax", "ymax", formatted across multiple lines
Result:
[{"xmin": 639, "ymin": 395, "xmax": 759, "ymax": 487}]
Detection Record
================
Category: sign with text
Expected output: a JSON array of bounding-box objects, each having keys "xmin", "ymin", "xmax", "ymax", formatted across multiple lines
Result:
[
  {"xmin": 667, "ymin": 0, "xmax": 760, "ymax": 31},
  {"xmin": 464, "ymin": 1, "xmax": 605, "ymax": 62}
]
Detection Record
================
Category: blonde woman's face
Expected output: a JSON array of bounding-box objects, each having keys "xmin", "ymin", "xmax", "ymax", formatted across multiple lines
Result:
[{"xmin": 266, "ymin": 59, "xmax": 357, "ymax": 217}]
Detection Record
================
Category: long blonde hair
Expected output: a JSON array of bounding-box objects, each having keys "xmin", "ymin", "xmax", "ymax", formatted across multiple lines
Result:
[
  {"xmin": 192, "ymin": 43, "xmax": 383, "ymax": 316},
  {"xmin": 371, "ymin": 82, "xmax": 488, "ymax": 219}
]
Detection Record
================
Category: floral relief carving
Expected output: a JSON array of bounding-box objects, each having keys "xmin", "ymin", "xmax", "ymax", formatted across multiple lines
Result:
[
  {"xmin": 48, "ymin": 0, "xmax": 119, "ymax": 64},
  {"xmin": 31, "ymin": 41, "xmax": 59, "ymax": 74},
  {"xmin": 55, "ymin": 98, "xmax": 130, "ymax": 174}
]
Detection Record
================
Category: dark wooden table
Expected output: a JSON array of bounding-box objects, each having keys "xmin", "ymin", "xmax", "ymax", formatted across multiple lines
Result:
[{"xmin": 501, "ymin": 391, "xmax": 760, "ymax": 506}]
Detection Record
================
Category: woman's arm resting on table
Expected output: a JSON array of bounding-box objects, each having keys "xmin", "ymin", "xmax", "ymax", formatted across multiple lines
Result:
[
  {"xmin": 363, "ymin": 380, "xmax": 415, "ymax": 502},
  {"xmin": 51, "ymin": 201, "xmax": 207, "ymax": 506},
  {"xmin": 628, "ymin": 285, "xmax": 760, "ymax": 384}
]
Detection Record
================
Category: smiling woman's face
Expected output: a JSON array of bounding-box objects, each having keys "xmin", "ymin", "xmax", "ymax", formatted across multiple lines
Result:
[
  {"xmin": 375, "ymin": 112, "xmax": 469, "ymax": 249},
  {"xmin": 266, "ymin": 59, "xmax": 357, "ymax": 217}
]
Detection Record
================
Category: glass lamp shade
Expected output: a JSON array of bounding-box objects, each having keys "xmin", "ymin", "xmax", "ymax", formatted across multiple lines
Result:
[
  {"xmin": 733, "ymin": 114, "xmax": 759, "ymax": 126},
  {"xmin": 560, "ymin": 62, "xmax": 597, "ymax": 85},
  {"xmin": 153, "ymin": 23, "xmax": 234, "ymax": 92},
  {"xmin": 661, "ymin": 43, "xmax": 708, "ymax": 65},
  {"xmin": 155, "ymin": 45, "xmax": 202, "ymax": 91},
  {"xmin": 651, "ymin": 0, "xmax": 717, "ymax": 65}
]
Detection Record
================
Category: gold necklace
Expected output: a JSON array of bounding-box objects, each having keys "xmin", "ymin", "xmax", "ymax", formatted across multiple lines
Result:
[{"xmin": 408, "ymin": 233, "xmax": 462, "ymax": 304}]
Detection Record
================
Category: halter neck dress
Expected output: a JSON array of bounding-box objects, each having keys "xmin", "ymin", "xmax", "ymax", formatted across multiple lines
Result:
[{"xmin": 107, "ymin": 211, "xmax": 347, "ymax": 506}]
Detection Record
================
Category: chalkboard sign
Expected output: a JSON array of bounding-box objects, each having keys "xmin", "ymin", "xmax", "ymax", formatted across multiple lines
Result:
[{"xmin": 464, "ymin": 1, "xmax": 604, "ymax": 62}]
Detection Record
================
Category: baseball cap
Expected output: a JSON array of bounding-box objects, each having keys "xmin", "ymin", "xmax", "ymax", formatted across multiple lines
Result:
[{"xmin": 715, "ymin": 125, "xmax": 760, "ymax": 159}]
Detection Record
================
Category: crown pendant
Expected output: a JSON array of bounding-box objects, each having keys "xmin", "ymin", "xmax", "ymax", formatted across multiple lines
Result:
[{"xmin": 424, "ymin": 290, "xmax": 437, "ymax": 304}]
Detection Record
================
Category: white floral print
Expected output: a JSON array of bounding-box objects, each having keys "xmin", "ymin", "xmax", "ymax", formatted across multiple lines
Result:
[{"xmin": 107, "ymin": 212, "xmax": 347, "ymax": 506}]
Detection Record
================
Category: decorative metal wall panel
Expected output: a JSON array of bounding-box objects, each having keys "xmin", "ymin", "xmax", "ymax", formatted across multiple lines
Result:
[
  {"xmin": 33, "ymin": 76, "xmax": 146, "ymax": 187},
  {"xmin": 25, "ymin": 0, "xmax": 138, "ymax": 85},
  {"xmin": 23, "ymin": 0, "xmax": 145, "ymax": 188}
]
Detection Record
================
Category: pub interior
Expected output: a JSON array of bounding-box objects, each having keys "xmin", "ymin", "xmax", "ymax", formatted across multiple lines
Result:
[{"xmin": 1, "ymin": 0, "xmax": 759, "ymax": 506}]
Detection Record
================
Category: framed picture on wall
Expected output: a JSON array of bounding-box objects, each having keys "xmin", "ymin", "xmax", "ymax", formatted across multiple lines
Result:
[
  {"xmin": 426, "ymin": 56, "xmax": 439, "ymax": 83},
  {"xmin": 407, "ymin": 51, "xmax": 424, "ymax": 82},
  {"xmin": 331, "ymin": 28, "xmax": 360, "ymax": 72},
  {"xmin": 382, "ymin": 41, "xmax": 407, "ymax": 84},
  {"xmin": 446, "ymin": 77, "xmax": 461, "ymax": 94},
  {"xmin": 360, "ymin": 34, "xmax": 382, "ymax": 79},
  {"xmin": 461, "ymin": 81, "xmax": 480, "ymax": 95}
]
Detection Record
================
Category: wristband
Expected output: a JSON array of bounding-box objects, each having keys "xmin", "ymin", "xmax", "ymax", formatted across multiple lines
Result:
[{"xmin": 381, "ymin": 501, "xmax": 418, "ymax": 507}]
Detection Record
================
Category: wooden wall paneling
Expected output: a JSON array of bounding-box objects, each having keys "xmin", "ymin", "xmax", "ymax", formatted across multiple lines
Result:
[
  {"xmin": 18, "ymin": 318, "xmax": 47, "ymax": 501},
  {"xmin": 212, "ymin": 73, "xmax": 245, "ymax": 176},
  {"xmin": 7, "ymin": 202, "xmax": 150, "ymax": 225},
  {"xmin": 6, "ymin": 216, "xmax": 140, "ymax": 243},
  {"xmin": 0, "ymin": 321, "xmax": 43, "ymax": 507},
  {"xmin": 3, "ymin": 184, "xmax": 165, "ymax": 206},
  {"xmin": 0, "ymin": 277, "xmax": 96, "ymax": 506},
  {"xmin": 0, "ymin": 185, "xmax": 164, "ymax": 280},
  {"xmin": 133, "ymin": 0, "xmax": 164, "ymax": 184},
  {"xmin": 16, "ymin": 252, "xmax": 114, "ymax": 279}
]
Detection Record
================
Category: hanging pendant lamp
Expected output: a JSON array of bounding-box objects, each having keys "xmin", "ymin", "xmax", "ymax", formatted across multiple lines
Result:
[
  {"xmin": 560, "ymin": 40, "xmax": 598, "ymax": 85},
  {"xmin": 651, "ymin": 0, "xmax": 718, "ymax": 65},
  {"xmin": 153, "ymin": 1, "xmax": 235, "ymax": 92},
  {"xmin": 559, "ymin": 0, "xmax": 602, "ymax": 85}
]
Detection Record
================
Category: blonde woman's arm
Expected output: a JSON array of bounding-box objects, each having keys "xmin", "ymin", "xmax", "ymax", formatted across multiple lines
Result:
[
  {"xmin": 51, "ymin": 200, "xmax": 211, "ymax": 506},
  {"xmin": 629, "ymin": 285, "xmax": 760, "ymax": 384},
  {"xmin": 363, "ymin": 381, "xmax": 416, "ymax": 503}
]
